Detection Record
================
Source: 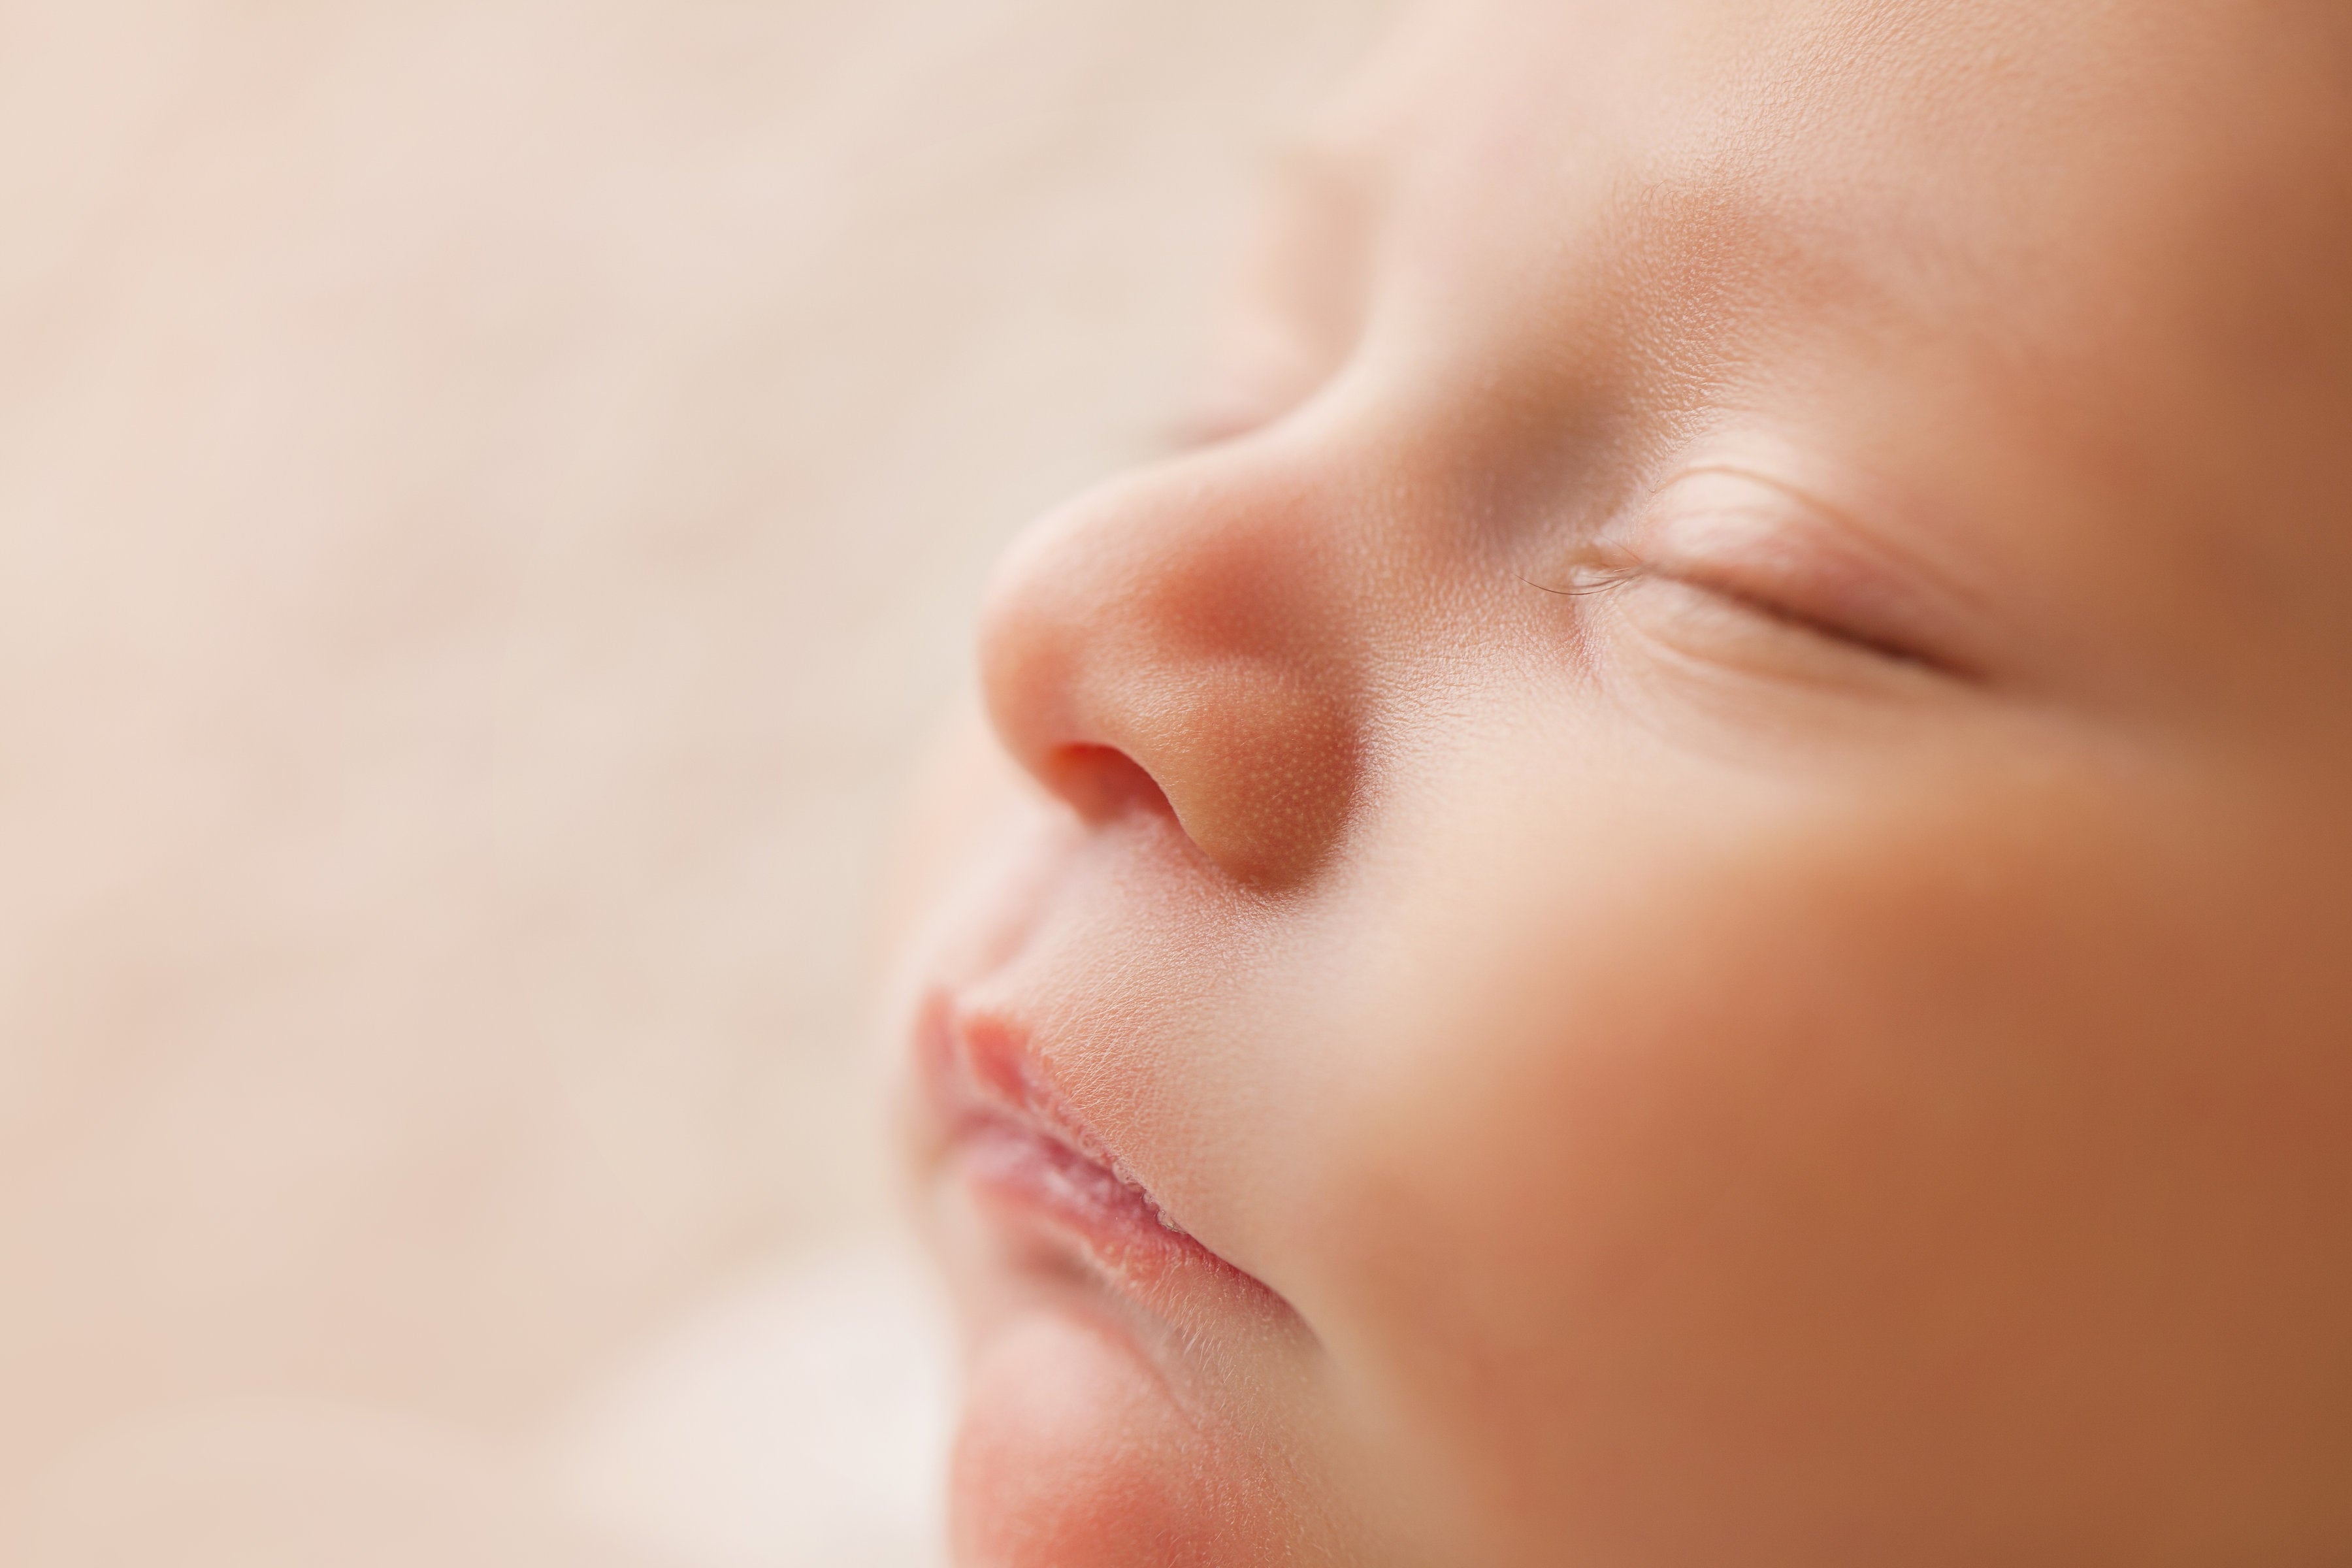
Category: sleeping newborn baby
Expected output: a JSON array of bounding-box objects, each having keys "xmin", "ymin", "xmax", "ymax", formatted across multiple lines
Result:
[{"xmin": 885, "ymin": 0, "xmax": 2352, "ymax": 1561}]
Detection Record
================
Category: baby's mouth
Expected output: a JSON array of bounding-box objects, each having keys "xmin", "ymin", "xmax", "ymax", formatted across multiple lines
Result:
[{"xmin": 915, "ymin": 994, "xmax": 1281, "ymax": 1322}]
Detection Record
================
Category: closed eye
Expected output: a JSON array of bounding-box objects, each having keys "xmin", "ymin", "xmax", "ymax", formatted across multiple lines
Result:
[
  {"xmin": 1523, "ymin": 555, "xmax": 1946, "ymax": 672},
  {"xmin": 1523, "ymin": 466, "xmax": 1987, "ymax": 687},
  {"xmin": 1158, "ymin": 139, "xmax": 1377, "ymax": 459}
]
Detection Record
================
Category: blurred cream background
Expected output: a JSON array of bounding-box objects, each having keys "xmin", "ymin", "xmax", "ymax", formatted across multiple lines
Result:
[{"xmin": 0, "ymin": 2, "xmax": 1389, "ymax": 1561}]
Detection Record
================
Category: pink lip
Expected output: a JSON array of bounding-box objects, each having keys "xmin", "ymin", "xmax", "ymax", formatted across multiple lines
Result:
[{"xmin": 915, "ymin": 994, "xmax": 1281, "ymax": 1318}]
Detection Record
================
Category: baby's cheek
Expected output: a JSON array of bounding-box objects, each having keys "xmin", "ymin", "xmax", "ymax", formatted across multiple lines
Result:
[
  {"xmin": 949, "ymin": 1313, "xmax": 1286, "ymax": 1568},
  {"xmin": 1273, "ymin": 751, "xmax": 2278, "ymax": 1564}
]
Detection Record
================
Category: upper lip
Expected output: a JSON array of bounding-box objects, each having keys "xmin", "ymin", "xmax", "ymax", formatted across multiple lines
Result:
[{"xmin": 919, "ymin": 992, "xmax": 1176, "ymax": 1224}]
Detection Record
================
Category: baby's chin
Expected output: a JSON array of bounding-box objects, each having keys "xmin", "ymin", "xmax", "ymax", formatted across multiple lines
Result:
[{"xmin": 949, "ymin": 1309, "xmax": 1290, "ymax": 1567}]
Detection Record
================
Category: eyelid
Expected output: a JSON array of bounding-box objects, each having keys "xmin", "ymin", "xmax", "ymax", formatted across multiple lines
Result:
[
  {"xmin": 1161, "ymin": 339, "xmax": 1328, "ymax": 453},
  {"xmin": 1593, "ymin": 466, "xmax": 1985, "ymax": 679},
  {"xmin": 1165, "ymin": 142, "xmax": 1377, "ymax": 455}
]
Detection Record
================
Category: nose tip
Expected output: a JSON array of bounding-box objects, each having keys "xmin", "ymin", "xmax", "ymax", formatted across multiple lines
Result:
[{"xmin": 976, "ymin": 461, "xmax": 1364, "ymax": 887}]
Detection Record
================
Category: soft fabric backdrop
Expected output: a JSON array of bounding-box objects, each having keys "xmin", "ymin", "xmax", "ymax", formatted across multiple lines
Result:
[{"xmin": 0, "ymin": 1, "xmax": 1389, "ymax": 1561}]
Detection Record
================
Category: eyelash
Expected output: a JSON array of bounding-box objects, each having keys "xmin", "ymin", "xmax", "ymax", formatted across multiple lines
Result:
[
  {"xmin": 1515, "ymin": 557, "xmax": 1648, "ymax": 602},
  {"xmin": 1523, "ymin": 551, "xmax": 1936, "ymax": 673}
]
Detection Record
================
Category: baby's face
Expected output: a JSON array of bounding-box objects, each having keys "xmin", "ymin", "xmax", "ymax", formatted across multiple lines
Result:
[{"xmin": 890, "ymin": 1, "xmax": 2352, "ymax": 1562}]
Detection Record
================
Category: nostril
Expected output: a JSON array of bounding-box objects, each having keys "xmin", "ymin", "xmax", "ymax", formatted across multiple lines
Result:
[
  {"xmin": 1043, "ymin": 744, "xmax": 1175, "ymax": 825},
  {"xmin": 975, "ymin": 472, "xmax": 1363, "ymax": 887}
]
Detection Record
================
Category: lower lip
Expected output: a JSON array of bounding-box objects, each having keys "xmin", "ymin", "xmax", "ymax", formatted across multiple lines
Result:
[{"xmin": 947, "ymin": 1110, "xmax": 1274, "ymax": 1311}]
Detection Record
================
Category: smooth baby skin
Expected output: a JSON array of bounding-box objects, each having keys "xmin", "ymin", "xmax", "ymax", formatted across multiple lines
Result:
[{"xmin": 890, "ymin": 1, "xmax": 2352, "ymax": 1562}]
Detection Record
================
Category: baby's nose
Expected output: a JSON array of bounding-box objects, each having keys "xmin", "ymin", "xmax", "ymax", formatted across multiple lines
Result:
[{"xmin": 976, "ymin": 451, "xmax": 1366, "ymax": 887}]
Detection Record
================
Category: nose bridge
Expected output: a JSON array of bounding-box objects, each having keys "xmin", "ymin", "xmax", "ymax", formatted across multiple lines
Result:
[{"xmin": 977, "ymin": 449, "xmax": 1367, "ymax": 887}]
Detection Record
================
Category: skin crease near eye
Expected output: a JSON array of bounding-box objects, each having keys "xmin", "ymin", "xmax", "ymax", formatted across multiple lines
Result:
[{"xmin": 885, "ymin": 1, "xmax": 2352, "ymax": 1565}]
